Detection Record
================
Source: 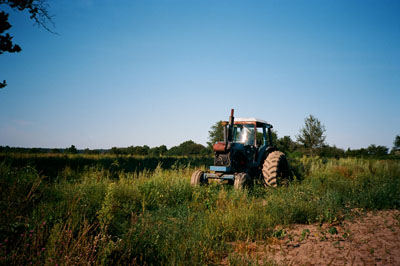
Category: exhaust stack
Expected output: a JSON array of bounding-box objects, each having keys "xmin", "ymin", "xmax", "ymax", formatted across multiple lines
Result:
[
  {"xmin": 222, "ymin": 122, "xmax": 228, "ymax": 143},
  {"xmin": 228, "ymin": 109, "xmax": 234, "ymax": 142}
]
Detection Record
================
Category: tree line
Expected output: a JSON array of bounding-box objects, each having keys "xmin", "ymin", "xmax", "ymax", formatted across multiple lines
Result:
[
  {"xmin": 0, "ymin": 140, "xmax": 210, "ymax": 157},
  {"xmin": 1, "ymin": 115, "xmax": 399, "ymax": 158}
]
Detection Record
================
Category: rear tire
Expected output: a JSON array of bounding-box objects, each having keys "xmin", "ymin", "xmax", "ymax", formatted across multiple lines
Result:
[
  {"xmin": 234, "ymin": 172, "xmax": 250, "ymax": 190},
  {"xmin": 262, "ymin": 151, "xmax": 289, "ymax": 187},
  {"xmin": 191, "ymin": 170, "xmax": 207, "ymax": 186}
]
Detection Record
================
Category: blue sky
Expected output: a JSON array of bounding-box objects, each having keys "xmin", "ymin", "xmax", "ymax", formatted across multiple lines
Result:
[{"xmin": 0, "ymin": 0, "xmax": 399, "ymax": 150}]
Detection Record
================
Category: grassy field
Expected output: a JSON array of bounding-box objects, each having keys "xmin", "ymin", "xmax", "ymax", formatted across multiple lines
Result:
[
  {"xmin": 0, "ymin": 156, "xmax": 399, "ymax": 265},
  {"xmin": 0, "ymin": 153, "xmax": 213, "ymax": 179}
]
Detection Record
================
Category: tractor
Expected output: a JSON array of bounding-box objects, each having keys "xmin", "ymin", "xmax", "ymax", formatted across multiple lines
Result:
[{"xmin": 191, "ymin": 109, "xmax": 289, "ymax": 189}]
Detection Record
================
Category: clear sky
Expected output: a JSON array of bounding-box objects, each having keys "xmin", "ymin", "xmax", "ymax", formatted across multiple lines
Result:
[{"xmin": 0, "ymin": 0, "xmax": 399, "ymax": 150}]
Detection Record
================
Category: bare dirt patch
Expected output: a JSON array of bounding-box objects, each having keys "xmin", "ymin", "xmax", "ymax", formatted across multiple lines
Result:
[{"xmin": 222, "ymin": 210, "xmax": 400, "ymax": 265}]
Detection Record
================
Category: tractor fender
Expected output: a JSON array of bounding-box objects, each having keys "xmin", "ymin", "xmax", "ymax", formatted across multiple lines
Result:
[
  {"xmin": 265, "ymin": 146, "xmax": 278, "ymax": 155},
  {"xmin": 257, "ymin": 146, "xmax": 277, "ymax": 166}
]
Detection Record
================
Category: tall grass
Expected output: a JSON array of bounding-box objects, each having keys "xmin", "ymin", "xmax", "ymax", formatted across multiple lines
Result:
[{"xmin": 0, "ymin": 157, "xmax": 399, "ymax": 265}]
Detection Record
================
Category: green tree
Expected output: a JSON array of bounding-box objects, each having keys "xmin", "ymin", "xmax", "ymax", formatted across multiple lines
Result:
[
  {"xmin": 50, "ymin": 148, "xmax": 61, "ymax": 154},
  {"xmin": 29, "ymin": 147, "xmax": 41, "ymax": 153},
  {"xmin": 276, "ymin": 136, "xmax": 294, "ymax": 154},
  {"xmin": 392, "ymin": 135, "xmax": 400, "ymax": 154},
  {"xmin": 367, "ymin": 144, "xmax": 388, "ymax": 157},
  {"xmin": 0, "ymin": 0, "xmax": 54, "ymax": 88},
  {"xmin": 66, "ymin": 145, "xmax": 78, "ymax": 154},
  {"xmin": 167, "ymin": 140, "xmax": 207, "ymax": 156},
  {"xmin": 207, "ymin": 121, "xmax": 224, "ymax": 148},
  {"xmin": 158, "ymin": 145, "xmax": 167, "ymax": 156},
  {"xmin": 110, "ymin": 147, "xmax": 121, "ymax": 155},
  {"xmin": 149, "ymin": 145, "xmax": 168, "ymax": 157},
  {"xmin": 319, "ymin": 145, "xmax": 345, "ymax": 158},
  {"xmin": 346, "ymin": 148, "xmax": 368, "ymax": 157},
  {"xmin": 296, "ymin": 115, "xmax": 326, "ymax": 156},
  {"xmin": 136, "ymin": 145, "xmax": 150, "ymax": 156}
]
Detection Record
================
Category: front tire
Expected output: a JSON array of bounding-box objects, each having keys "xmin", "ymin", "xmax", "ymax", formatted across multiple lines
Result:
[
  {"xmin": 234, "ymin": 172, "xmax": 250, "ymax": 190},
  {"xmin": 262, "ymin": 151, "xmax": 289, "ymax": 187},
  {"xmin": 191, "ymin": 170, "xmax": 207, "ymax": 186}
]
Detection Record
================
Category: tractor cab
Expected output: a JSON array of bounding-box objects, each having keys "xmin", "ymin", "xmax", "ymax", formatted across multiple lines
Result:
[
  {"xmin": 227, "ymin": 118, "xmax": 274, "ymax": 169},
  {"xmin": 232, "ymin": 118, "xmax": 273, "ymax": 148}
]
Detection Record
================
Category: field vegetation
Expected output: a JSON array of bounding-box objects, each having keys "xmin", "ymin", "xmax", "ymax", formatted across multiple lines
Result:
[{"xmin": 1, "ymin": 155, "xmax": 399, "ymax": 265}]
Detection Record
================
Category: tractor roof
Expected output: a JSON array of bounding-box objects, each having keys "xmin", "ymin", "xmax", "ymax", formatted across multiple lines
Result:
[{"xmin": 234, "ymin": 117, "xmax": 273, "ymax": 128}]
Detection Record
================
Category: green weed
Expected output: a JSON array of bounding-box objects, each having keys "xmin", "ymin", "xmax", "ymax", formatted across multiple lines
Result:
[{"xmin": 0, "ymin": 157, "xmax": 399, "ymax": 265}]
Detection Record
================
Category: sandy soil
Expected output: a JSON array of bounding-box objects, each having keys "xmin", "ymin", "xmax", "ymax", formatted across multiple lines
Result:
[{"xmin": 223, "ymin": 210, "xmax": 400, "ymax": 265}]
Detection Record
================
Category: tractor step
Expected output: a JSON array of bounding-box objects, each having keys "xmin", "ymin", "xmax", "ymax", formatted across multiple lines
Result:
[{"xmin": 209, "ymin": 166, "xmax": 232, "ymax": 172}]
